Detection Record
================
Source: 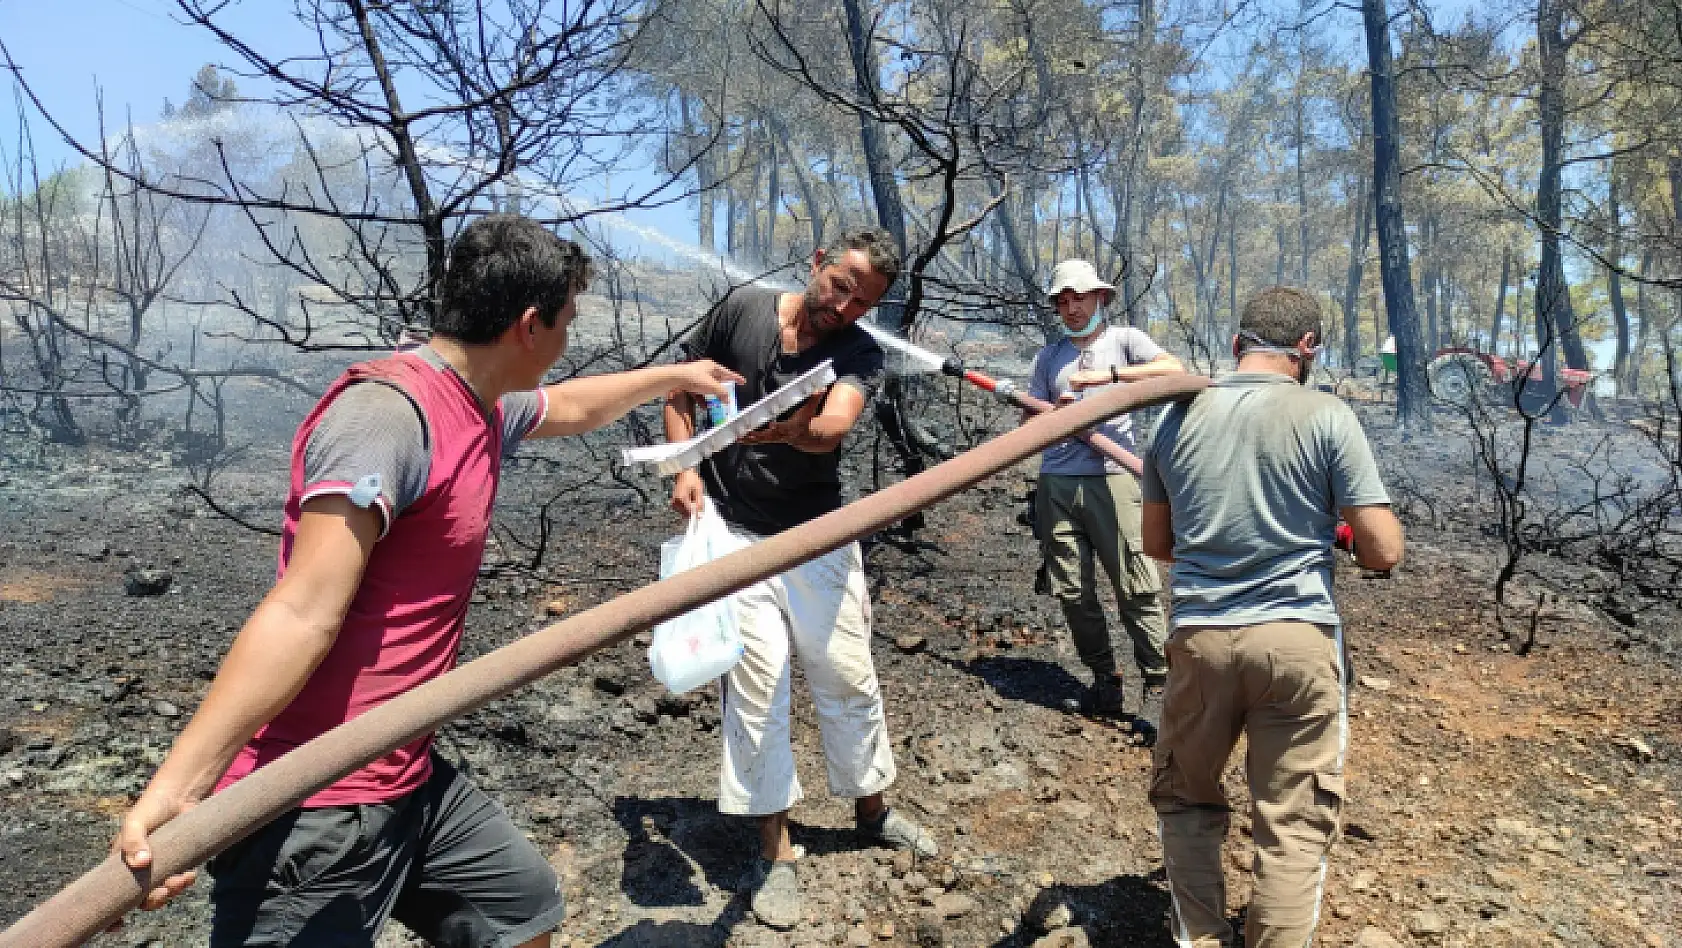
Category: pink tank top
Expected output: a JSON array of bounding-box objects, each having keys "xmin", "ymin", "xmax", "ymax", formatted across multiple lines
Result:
[{"xmin": 216, "ymin": 352, "xmax": 504, "ymax": 806}]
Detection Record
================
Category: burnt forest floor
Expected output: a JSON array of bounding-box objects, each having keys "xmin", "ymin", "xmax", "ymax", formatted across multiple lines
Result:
[{"xmin": 0, "ymin": 410, "xmax": 1679, "ymax": 948}]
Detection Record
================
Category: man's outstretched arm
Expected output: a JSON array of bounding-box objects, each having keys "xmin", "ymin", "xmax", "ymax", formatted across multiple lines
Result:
[
  {"xmin": 1071, "ymin": 351, "xmax": 1185, "ymax": 389},
  {"xmin": 112, "ymin": 496, "xmax": 379, "ymax": 915},
  {"xmin": 528, "ymin": 361, "xmax": 743, "ymax": 438}
]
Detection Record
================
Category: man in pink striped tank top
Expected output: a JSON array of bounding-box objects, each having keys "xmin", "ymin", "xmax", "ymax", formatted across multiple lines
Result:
[{"xmin": 109, "ymin": 215, "xmax": 741, "ymax": 947}]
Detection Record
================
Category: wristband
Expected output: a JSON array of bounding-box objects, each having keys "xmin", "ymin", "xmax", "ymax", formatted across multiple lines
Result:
[{"xmin": 1110, "ymin": 365, "xmax": 1120, "ymax": 384}]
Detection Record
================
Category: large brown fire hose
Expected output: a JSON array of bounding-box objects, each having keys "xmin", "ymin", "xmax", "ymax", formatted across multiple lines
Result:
[{"xmin": 0, "ymin": 373, "xmax": 1207, "ymax": 948}]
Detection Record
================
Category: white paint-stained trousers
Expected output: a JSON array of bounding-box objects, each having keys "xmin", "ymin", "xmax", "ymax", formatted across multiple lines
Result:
[{"xmin": 718, "ymin": 535, "xmax": 898, "ymax": 816}]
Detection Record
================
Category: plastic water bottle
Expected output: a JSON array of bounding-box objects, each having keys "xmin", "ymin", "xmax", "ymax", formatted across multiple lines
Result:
[{"xmin": 703, "ymin": 382, "xmax": 738, "ymax": 428}]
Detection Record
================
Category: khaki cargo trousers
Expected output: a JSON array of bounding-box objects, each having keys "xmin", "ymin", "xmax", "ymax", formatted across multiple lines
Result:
[
  {"xmin": 1036, "ymin": 472, "xmax": 1169, "ymax": 680},
  {"xmin": 1149, "ymin": 621, "xmax": 1348, "ymax": 948}
]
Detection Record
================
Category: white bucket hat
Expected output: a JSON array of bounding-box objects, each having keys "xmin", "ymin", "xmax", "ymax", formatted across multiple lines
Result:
[{"xmin": 1046, "ymin": 259, "xmax": 1115, "ymax": 303}]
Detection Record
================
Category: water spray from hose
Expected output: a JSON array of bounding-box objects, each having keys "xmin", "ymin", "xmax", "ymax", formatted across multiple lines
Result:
[{"xmin": 857, "ymin": 321, "xmax": 947, "ymax": 374}]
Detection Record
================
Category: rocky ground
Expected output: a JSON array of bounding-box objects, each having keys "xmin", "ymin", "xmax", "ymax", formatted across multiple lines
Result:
[{"xmin": 0, "ymin": 399, "xmax": 1678, "ymax": 948}]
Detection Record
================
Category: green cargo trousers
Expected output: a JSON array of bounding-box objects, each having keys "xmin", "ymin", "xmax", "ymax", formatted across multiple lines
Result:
[
  {"xmin": 1036, "ymin": 472, "xmax": 1169, "ymax": 680},
  {"xmin": 1149, "ymin": 621, "xmax": 1349, "ymax": 948}
]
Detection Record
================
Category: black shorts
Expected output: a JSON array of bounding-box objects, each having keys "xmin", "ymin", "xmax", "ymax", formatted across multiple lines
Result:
[{"xmin": 207, "ymin": 753, "xmax": 563, "ymax": 948}]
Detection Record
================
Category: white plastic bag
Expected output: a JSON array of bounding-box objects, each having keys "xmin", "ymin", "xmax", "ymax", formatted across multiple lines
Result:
[{"xmin": 649, "ymin": 499, "xmax": 746, "ymax": 693}]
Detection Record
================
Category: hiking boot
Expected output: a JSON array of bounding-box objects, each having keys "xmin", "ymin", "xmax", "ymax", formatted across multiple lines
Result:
[
  {"xmin": 1073, "ymin": 673, "xmax": 1127, "ymax": 718},
  {"xmin": 859, "ymin": 807, "xmax": 939, "ymax": 858},
  {"xmin": 742, "ymin": 857, "xmax": 801, "ymax": 930},
  {"xmin": 1133, "ymin": 677, "xmax": 1166, "ymax": 746}
]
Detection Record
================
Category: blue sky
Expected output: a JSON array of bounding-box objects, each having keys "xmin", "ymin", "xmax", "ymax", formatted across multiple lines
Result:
[
  {"xmin": 0, "ymin": 0, "xmax": 704, "ymax": 260},
  {"xmin": 0, "ymin": 0, "xmax": 300, "ymax": 159}
]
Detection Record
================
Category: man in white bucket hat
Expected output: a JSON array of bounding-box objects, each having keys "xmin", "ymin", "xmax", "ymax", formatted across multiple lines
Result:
[{"xmin": 1027, "ymin": 259, "xmax": 1184, "ymax": 730}]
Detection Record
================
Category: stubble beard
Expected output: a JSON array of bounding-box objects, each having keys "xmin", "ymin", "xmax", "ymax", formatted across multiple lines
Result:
[{"xmin": 802, "ymin": 286, "xmax": 840, "ymax": 335}]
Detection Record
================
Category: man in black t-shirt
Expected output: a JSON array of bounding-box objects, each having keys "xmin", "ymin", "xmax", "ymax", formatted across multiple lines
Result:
[
  {"xmin": 663, "ymin": 228, "xmax": 936, "ymax": 931},
  {"xmin": 673, "ymin": 280, "xmax": 885, "ymax": 534}
]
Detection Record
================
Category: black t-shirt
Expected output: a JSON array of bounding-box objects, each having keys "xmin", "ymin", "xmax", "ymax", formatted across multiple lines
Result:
[{"xmin": 680, "ymin": 286, "xmax": 885, "ymax": 535}]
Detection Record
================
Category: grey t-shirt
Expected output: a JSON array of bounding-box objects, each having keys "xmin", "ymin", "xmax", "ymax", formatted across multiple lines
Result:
[
  {"xmin": 1028, "ymin": 325, "xmax": 1166, "ymax": 474},
  {"xmin": 1142, "ymin": 372, "xmax": 1390, "ymax": 628},
  {"xmin": 301, "ymin": 346, "xmax": 546, "ymax": 536}
]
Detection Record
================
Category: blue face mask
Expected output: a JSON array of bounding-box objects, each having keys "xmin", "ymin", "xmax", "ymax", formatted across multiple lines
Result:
[{"xmin": 1061, "ymin": 310, "xmax": 1104, "ymax": 338}]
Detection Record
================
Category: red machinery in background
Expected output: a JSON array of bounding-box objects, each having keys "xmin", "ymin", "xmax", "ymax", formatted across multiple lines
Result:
[{"xmin": 1427, "ymin": 346, "xmax": 1594, "ymax": 410}]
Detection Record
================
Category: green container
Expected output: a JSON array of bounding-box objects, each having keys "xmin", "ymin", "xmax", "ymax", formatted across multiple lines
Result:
[{"xmin": 1380, "ymin": 352, "xmax": 1397, "ymax": 374}]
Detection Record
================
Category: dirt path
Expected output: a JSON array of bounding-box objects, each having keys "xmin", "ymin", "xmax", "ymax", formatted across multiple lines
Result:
[{"xmin": 0, "ymin": 468, "xmax": 1676, "ymax": 947}]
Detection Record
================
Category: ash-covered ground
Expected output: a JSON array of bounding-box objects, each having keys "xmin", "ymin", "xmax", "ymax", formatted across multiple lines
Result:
[{"xmin": 1, "ymin": 370, "xmax": 1679, "ymax": 947}]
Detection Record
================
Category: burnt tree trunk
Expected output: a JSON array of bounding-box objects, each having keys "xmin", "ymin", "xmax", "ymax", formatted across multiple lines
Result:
[
  {"xmin": 1536, "ymin": 0, "xmax": 1590, "ymax": 387},
  {"xmin": 686, "ymin": 97, "xmax": 719, "ymax": 253},
  {"xmin": 741, "ymin": 136, "xmax": 762, "ymax": 268},
  {"xmin": 840, "ymin": 0, "xmax": 909, "ymax": 330},
  {"xmin": 1341, "ymin": 172, "xmax": 1373, "ymax": 370},
  {"xmin": 764, "ymin": 134, "xmax": 780, "ymax": 263},
  {"xmin": 1441, "ymin": 273, "xmax": 1455, "ymax": 344},
  {"xmin": 1050, "ymin": 187, "xmax": 1064, "ymax": 269},
  {"xmin": 825, "ymin": 145, "xmax": 849, "ymax": 232},
  {"xmin": 726, "ymin": 182, "xmax": 740, "ymax": 260},
  {"xmin": 1666, "ymin": 154, "xmax": 1682, "ymax": 400},
  {"xmin": 768, "ymin": 112, "xmax": 824, "ymax": 252},
  {"xmin": 1295, "ymin": 95, "xmax": 1311, "ymax": 287},
  {"xmin": 1116, "ymin": 0, "xmax": 1155, "ymax": 325},
  {"xmin": 1490, "ymin": 245, "xmax": 1510, "ymax": 356},
  {"xmin": 1362, "ymin": 0, "xmax": 1431, "ymax": 430},
  {"xmin": 1274, "ymin": 222, "xmax": 1287, "ymax": 286},
  {"xmin": 1631, "ymin": 248, "xmax": 1654, "ymax": 396},
  {"xmin": 1228, "ymin": 211, "xmax": 1239, "ymax": 339},
  {"xmin": 1424, "ymin": 259, "xmax": 1440, "ymax": 351},
  {"xmin": 1606, "ymin": 162, "xmax": 1631, "ymax": 395}
]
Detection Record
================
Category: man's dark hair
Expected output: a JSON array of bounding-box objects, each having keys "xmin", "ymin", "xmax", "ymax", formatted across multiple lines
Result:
[
  {"xmin": 1237, "ymin": 286, "xmax": 1322, "ymax": 353},
  {"xmin": 435, "ymin": 214, "xmax": 593, "ymax": 344},
  {"xmin": 821, "ymin": 227, "xmax": 902, "ymax": 285}
]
